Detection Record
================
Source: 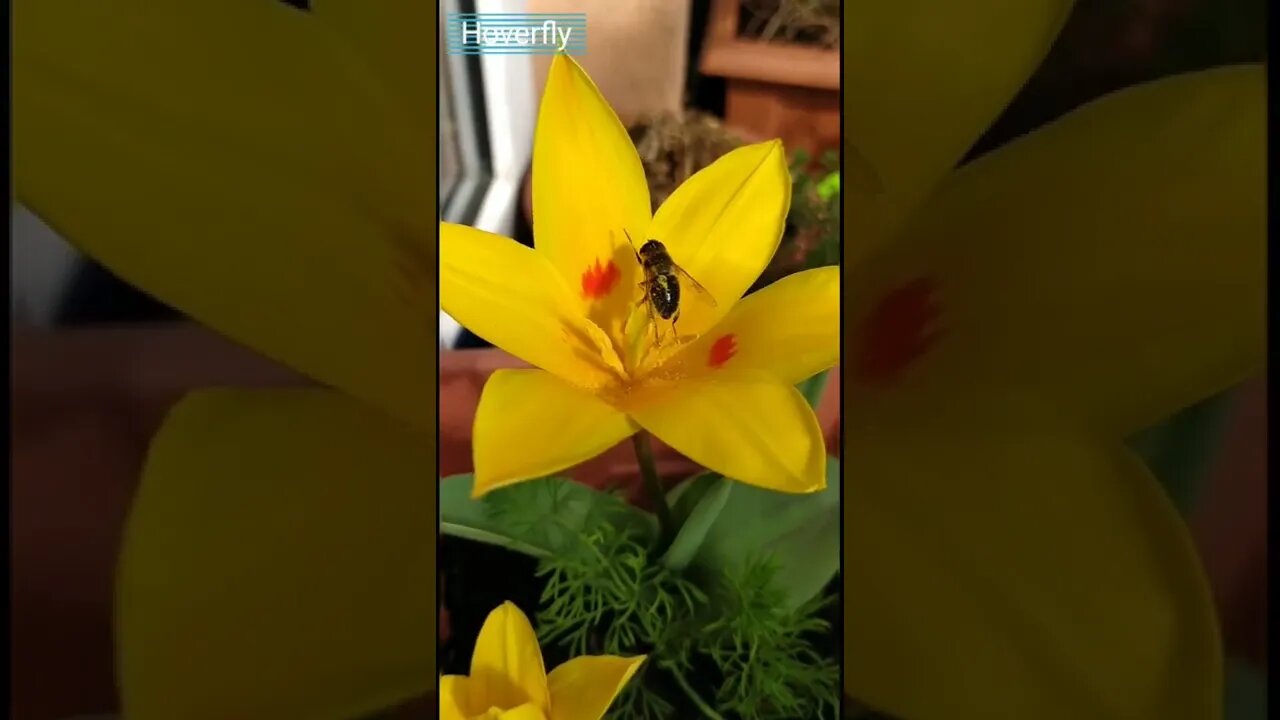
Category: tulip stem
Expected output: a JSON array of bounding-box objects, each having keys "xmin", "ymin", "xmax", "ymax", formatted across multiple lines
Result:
[
  {"xmin": 667, "ymin": 664, "xmax": 727, "ymax": 720},
  {"xmin": 631, "ymin": 432, "xmax": 675, "ymax": 547}
]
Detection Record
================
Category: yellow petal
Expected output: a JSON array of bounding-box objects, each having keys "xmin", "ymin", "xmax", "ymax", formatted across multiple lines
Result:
[
  {"xmin": 13, "ymin": 0, "xmax": 436, "ymax": 432},
  {"xmin": 470, "ymin": 602, "xmax": 550, "ymax": 713},
  {"xmin": 533, "ymin": 54, "xmax": 650, "ymax": 331},
  {"xmin": 648, "ymin": 141, "xmax": 791, "ymax": 339},
  {"xmin": 310, "ymin": 0, "xmax": 432, "ymax": 124},
  {"xmin": 848, "ymin": 0, "xmax": 1073, "ymax": 262},
  {"xmin": 116, "ymin": 389, "xmax": 434, "ymax": 719},
  {"xmin": 465, "ymin": 704, "xmax": 549, "ymax": 720},
  {"xmin": 499, "ymin": 703, "xmax": 552, "ymax": 720},
  {"xmin": 473, "ymin": 370, "xmax": 638, "ymax": 497},
  {"xmin": 844, "ymin": 417, "xmax": 1220, "ymax": 719},
  {"xmin": 629, "ymin": 371, "xmax": 825, "ymax": 493},
  {"xmin": 547, "ymin": 655, "xmax": 646, "ymax": 720},
  {"xmin": 441, "ymin": 675, "xmax": 476, "ymax": 720},
  {"xmin": 442, "ymin": 223, "xmax": 623, "ymax": 391},
  {"xmin": 847, "ymin": 65, "xmax": 1266, "ymax": 437},
  {"xmin": 670, "ymin": 266, "xmax": 839, "ymax": 385}
]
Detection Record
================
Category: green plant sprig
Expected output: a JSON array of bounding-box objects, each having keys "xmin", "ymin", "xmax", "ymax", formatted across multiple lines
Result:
[
  {"xmin": 505, "ymin": 490, "xmax": 838, "ymax": 720},
  {"xmin": 699, "ymin": 558, "xmax": 840, "ymax": 719},
  {"xmin": 441, "ymin": 447, "xmax": 841, "ymax": 719}
]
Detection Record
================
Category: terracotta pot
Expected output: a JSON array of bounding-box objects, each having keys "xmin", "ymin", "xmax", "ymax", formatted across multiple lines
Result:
[
  {"xmin": 439, "ymin": 347, "xmax": 842, "ymax": 505},
  {"xmin": 697, "ymin": 0, "xmax": 840, "ymax": 160}
]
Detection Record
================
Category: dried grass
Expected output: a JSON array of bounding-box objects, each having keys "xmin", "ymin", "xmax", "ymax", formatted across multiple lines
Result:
[
  {"xmin": 628, "ymin": 109, "xmax": 748, "ymax": 212},
  {"xmin": 738, "ymin": 0, "xmax": 840, "ymax": 49}
]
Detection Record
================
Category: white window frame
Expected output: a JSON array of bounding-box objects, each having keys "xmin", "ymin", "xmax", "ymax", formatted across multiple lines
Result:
[
  {"xmin": 439, "ymin": 0, "xmax": 489, "ymax": 227},
  {"xmin": 438, "ymin": 0, "xmax": 537, "ymax": 349}
]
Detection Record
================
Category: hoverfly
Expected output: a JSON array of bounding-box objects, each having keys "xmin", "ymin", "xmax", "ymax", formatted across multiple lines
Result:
[{"xmin": 624, "ymin": 229, "xmax": 717, "ymax": 347}]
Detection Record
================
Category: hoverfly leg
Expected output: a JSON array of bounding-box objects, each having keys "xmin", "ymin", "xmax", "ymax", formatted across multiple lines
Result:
[
  {"xmin": 671, "ymin": 312, "xmax": 692, "ymax": 347},
  {"xmin": 638, "ymin": 284, "xmax": 662, "ymax": 348},
  {"xmin": 634, "ymin": 279, "xmax": 650, "ymax": 308}
]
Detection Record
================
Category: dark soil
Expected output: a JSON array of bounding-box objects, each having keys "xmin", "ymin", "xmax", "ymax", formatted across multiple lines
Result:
[{"xmin": 438, "ymin": 535, "xmax": 563, "ymax": 673}]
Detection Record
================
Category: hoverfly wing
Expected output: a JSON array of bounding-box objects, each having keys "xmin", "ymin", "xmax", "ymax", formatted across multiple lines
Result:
[{"xmin": 670, "ymin": 262, "xmax": 718, "ymax": 308}]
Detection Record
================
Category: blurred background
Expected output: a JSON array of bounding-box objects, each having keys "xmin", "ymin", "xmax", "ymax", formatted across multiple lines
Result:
[{"xmin": 11, "ymin": 0, "xmax": 1267, "ymax": 716}]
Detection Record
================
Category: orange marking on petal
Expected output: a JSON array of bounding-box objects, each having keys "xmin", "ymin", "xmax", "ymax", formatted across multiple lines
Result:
[
  {"xmin": 708, "ymin": 334, "xmax": 738, "ymax": 369},
  {"xmin": 580, "ymin": 259, "xmax": 621, "ymax": 300},
  {"xmin": 856, "ymin": 276, "xmax": 944, "ymax": 385}
]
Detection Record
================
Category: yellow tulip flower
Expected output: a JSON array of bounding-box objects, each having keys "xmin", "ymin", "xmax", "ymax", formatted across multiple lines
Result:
[
  {"xmin": 844, "ymin": 2, "xmax": 1264, "ymax": 719},
  {"xmin": 441, "ymin": 602, "xmax": 645, "ymax": 720},
  {"xmin": 442, "ymin": 55, "xmax": 838, "ymax": 498}
]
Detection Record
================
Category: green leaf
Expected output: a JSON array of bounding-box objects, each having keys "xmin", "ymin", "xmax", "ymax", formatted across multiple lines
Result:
[
  {"xmin": 439, "ymin": 474, "xmax": 655, "ymax": 558},
  {"xmin": 796, "ymin": 369, "xmax": 831, "ymax": 410},
  {"xmin": 659, "ymin": 475, "xmax": 733, "ymax": 571},
  {"xmin": 1224, "ymin": 657, "xmax": 1267, "ymax": 720},
  {"xmin": 1128, "ymin": 391, "xmax": 1232, "ymax": 515},
  {"xmin": 439, "ymin": 474, "xmax": 551, "ymax": 557},
  {"xmin": 667, "ymin": 471, "xmax": 722, "ymax": 526},
  {"xmin": 695, "ymin": 457, "xmax": 841, "ymax": 609}
]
